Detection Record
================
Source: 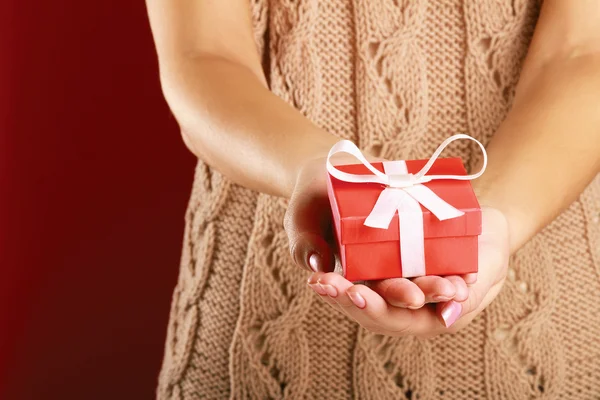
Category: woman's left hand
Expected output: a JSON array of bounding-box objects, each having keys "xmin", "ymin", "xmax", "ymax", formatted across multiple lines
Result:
[{"xmin": 306, "ymin": 207, "xmax": 509, "ymax": 336}]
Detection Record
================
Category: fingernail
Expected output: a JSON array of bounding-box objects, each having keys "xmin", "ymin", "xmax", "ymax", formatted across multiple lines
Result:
[
  {"xmin": 319, "ymin": 283, "xmax": 337, "ymax": 298},
  {"xmin": 308, "ymin": 253, "xmax": 320, "ymax": 272},
  {"xmin": 347, "ymin": 291, "xmax": 366, "ymax": 309},
  {"xmin": 308, "ymin": 283, "xmax": 327, "ymax": 296},
  {"xmin": 397, "ymin": 302, "xmax": 422, "ymax": 309},
  {"xmin": 440, "ymin": 301, "xmax": 462, "ymax": 328}
]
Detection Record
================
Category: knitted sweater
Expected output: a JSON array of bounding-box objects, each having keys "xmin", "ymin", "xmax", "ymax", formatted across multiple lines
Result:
[{"xmin": 157, "ymin": 1, "xmax": 600, "ymax": 398}]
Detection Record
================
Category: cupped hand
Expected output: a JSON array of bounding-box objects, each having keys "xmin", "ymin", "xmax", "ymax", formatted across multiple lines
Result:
[
  {"xmin": 283, "ymin": 155, "xmax": 489, "ymax": 326},
  {"xmin": 305, "ymin": 208, "xmax": 509, "ymax": 336}
]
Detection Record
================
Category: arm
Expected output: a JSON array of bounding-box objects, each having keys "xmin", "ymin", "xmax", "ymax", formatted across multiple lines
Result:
[
  {"xmin": 145, "ymin": 0, "xmax": 339, "ymax": 198},
  {"xmin": 474, "ymin": 0, "xmax": 600, "ymax": 254},
  {"xmin": 146, "ymin": 0, "xmax": 474, "ymax": 309},
  {"xmin": 305, "ymin": 1, "xmax": 600, "ymax": 336}
]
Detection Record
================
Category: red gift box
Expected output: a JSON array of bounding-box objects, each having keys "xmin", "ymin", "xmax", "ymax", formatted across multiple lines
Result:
[{"xmin": 326, "ymin": 137, "xmax": 484, "ymax": 282}]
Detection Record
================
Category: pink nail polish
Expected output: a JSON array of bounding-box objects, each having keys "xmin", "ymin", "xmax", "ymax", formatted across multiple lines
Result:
[
  {"xmin": 319, "ymin": 283, "xmax": 337, "ymax": 298},
  {"xmin": 308, "ymin": 253, "xmax": 320, "ymax": 272},
  {"xmin": 348, "ymin": 292, "xmax": 366, "ymax": 309},
  {"xmin": 308, "ymin": 283, "xmax": 327, "ymax": 296},
  {"xmin": 440, "ymin": 301, "xmax": 462, "ymax": 328}
]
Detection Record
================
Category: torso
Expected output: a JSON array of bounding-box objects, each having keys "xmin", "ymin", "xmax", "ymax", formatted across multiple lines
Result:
[{"xmin": 158, "ymin": 1, "xmax": 600, "ymax": 398}]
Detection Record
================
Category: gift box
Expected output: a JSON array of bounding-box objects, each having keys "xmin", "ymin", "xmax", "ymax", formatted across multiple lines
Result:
[{"xmin": 326, "ymin": 135, "xmax": 485, "ymax": 282}]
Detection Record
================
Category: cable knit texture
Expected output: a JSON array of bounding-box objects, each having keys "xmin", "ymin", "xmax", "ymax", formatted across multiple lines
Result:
[{"xmin": 157, "ymin": 1, "xmax": 600, "ymax": 398}]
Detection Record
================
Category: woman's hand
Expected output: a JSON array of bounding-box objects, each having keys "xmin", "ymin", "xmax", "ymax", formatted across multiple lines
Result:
[
  {"xmin": 284, "ymin": 155, "xmax": 482, "ymax": 321},
  {"xmin": 305, "ymin": 208, "xmax": 509, "ymax": 336}
]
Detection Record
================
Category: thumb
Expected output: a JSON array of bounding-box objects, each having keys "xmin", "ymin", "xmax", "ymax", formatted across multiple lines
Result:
[
  {"xmin": 284, "ymin": 148, "xmax": 383, "ymax": 273},
  {"xmin": 284, "ymin": 187, "xmax": 336, "ymax": 273}
]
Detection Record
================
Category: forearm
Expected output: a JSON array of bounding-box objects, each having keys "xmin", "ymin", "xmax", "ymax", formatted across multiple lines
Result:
[
  {"xmin": 474, "ymin": 53, "xmax": 600, "ymax": 254},
  {"xmin": 159, "ymin": 55, "xmax": 339, "ymax": 198}
]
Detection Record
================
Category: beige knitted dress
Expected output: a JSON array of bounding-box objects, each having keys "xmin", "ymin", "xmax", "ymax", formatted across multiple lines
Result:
[{"xmin": 157, "ymin": 1, "xmax": 600, "ymax": 399}]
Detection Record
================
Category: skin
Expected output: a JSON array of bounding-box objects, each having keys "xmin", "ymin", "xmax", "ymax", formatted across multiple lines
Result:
[{"xmin": 146, "ymin": 0, "xmax": 600, "ymax": 336}]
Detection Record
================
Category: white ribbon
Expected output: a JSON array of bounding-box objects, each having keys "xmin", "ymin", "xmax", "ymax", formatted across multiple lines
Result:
[{"xmin": 327, "ymin": 134, "xmax": 487, "ymax": 278}]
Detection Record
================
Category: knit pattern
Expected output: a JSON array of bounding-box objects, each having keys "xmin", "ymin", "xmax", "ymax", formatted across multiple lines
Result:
[{"xmin": 157, "ymin": 0, "xmax": 600, "ymax": 398}]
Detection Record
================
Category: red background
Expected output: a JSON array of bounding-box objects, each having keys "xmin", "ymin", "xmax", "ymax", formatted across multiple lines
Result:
[{"xmin": 0, "ymin": 1, "xmax": 195, "ymax": 399}]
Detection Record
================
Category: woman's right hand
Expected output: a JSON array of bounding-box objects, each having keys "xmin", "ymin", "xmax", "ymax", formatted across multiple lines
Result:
[{"xmin": 284, "ymin": 155, "xmax": 474, "ymax": 312}]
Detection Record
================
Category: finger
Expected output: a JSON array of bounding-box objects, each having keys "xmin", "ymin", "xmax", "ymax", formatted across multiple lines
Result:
[
  {"xmin": 436, "ymin": 301, "xmax": 463, "ymax": 328},
  {"xmin": 410, "ymin": 276, "xmax": 456, "ymax": 303},
  {"xmin": 455, "ymin": 280, "xmax": 504, "ymax": 330},
  {"xmin": 459, "ymin": 208, "xmax": 510, "ymax": 315},
  {"xmin": 307, "ymin": 273, "xmax": 343, "ymax": 309},
  {"xmin": 438, "ymin": 208, "xmax": 510, "ymax": 328},
  {"xmin": 312, "ymin": 272, "xmax": 360, "ymax": 315},
  {"xmin": 458, "ymin": 272, "xmax": 503, "ymax": 321},
  {"xmin": 319, "ymin": 274, "xmax": 444, "ymax": 336},
  {"xmin": 366, "ymin": 278, "xmax": 426, "ymax": 308},
  {"xmin": 344, "ymin": 285, "xmax": 446, "ymax": 336},
  {"xmin": 284, "ymin": 187, "xmax": 335, "ymax": 273},
  {"xmin": 445, "ymin": 275, "xmax": 469, "ymax": 302},
  {"xmin": 315, "ymin": 272, "xmax": 355, "ymax": 299},
  {"xmin": 461, "ymin": 273, "xmax": 478, "ymax": 286},
  {"xmin": 330, "ymin": 280, "xmax": 414, "ymax": 334}
]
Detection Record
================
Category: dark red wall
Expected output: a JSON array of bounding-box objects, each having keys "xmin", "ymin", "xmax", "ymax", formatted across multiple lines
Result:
[{"xmin": 0, "ymin": 2, "xmax": 195, "ymax": 399}]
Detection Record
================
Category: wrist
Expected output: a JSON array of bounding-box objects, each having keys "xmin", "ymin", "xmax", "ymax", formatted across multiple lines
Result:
[
  {"xmin": 286, "ymin": 136, "xmax": 381, "ymax": 199},
  {"xmin": 472, "ymin": 178, "xmax": 530, "ymax": 255},
  {"xmin": 283, "ymin": 133, "xmax": 340, "ymax": 198}
]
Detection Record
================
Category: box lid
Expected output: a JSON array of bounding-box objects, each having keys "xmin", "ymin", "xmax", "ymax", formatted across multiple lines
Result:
[{"xmin": 327, "ymin": 157, "xmax": 482, "ymax": 245}]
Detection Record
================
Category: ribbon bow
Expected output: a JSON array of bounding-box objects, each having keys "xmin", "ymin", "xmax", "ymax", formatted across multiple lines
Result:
[{"xmin": 326, "ymin": 134, "xmax": 487, "ymax": 277}]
